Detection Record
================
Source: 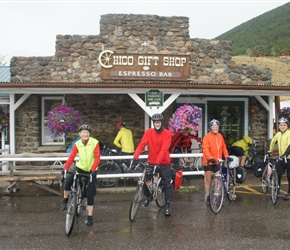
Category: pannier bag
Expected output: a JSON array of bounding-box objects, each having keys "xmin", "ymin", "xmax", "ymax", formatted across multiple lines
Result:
[
  {"xmin": 252, "ymin": 155, "xmax": 265, "ymax": 177},
  {"xmin": 236, "ymin": 166, "xmax": 246, "ymax": 183},
  {"xmin": 228, "ymin": 155, "xmax": 239, "ymax": 169},
  {"xmin": 172, "ymin": 169, "xmax": 183, "ymax": 190}
]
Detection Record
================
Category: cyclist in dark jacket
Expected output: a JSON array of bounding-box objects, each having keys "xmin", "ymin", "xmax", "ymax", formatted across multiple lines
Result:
[{"xmin": 133, "ymin": 113, "xmax": 173, "ymax": 216}]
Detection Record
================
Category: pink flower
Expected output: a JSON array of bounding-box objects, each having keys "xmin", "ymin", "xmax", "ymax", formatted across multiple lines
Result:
[
  {"xmin": 46, "ymin": 105, "xmax": 81, "ymax": 136},
  {"xmin": 168, "ymin": 105, "xmax": 202, "ymax": 135}
]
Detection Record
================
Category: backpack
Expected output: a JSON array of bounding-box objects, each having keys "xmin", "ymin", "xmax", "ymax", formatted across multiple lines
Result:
[
  {"xmin": 252, "ymin": 155, "xmax": 265, "ymax": 177},
  {"xmin": 171, "ymin": 169, "xmax": 183, "ymax": 190},
  {"xmin": 236, "ymin": 166, "xmax": 246, "ymax": 183}
]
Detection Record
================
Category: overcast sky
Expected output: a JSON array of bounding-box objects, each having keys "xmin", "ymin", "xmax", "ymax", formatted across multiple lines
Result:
[{"xmin": 0, "ymin": 0, "xmax": 287, "ymax": 63}]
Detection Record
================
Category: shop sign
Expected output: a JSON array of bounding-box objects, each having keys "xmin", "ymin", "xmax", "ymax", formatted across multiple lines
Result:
[
  {"xmin": 146, "ymin": 90, "xmax": 163, "ymax": 107},
  {"xmin": 99, "ymin": 50, "xmax": 190, "ymax": 81}
]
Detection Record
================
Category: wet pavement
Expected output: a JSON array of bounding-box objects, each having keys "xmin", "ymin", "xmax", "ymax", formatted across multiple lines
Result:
[{"xmin": 1, "ymin": 171, "xmax": 290, "ymax": 249}]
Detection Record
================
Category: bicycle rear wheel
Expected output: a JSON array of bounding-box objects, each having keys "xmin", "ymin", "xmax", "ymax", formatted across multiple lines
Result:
[
  {"xmin": 97, "ymin": 162, "xmax": 122, "ymax": 187},
  {"xmin": 65, "ymin": 192, "xmax": 77, "ymax": 236},
  {"xmin": 271, "ymin": 170, "xmax": 279, "ymax": 205},
  {"xmin": 227, "ymin": 168, "xmax": 236, "ymax": 201},
  {"xmin": 156, "ymin": 179, "xmax": 165, "ymax": 207},
  {"xmin": 261, "ymin": 164, "xmax": 269, "ymax": 194},
  {"xmin": 129, "ymin": 184, "xmax": 144, "ymax": 222},
  {"xmin": 209, "ymin": 175, "xmax": 224, "ymax": 214}
]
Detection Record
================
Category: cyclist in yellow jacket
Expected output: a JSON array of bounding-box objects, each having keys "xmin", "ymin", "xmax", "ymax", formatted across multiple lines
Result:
[
  {"xmin": 231, "ymin": 135, "xmax": 253, "ymax": 167},
  {"xmin": 114, "ymin": 122, "xmax": 135, "ymax": 167},
  {"xmin": 268, "ymin": 117, "xmax": 290, "ymax": 200}
]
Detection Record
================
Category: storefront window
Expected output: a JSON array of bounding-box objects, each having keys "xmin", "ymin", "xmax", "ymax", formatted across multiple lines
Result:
[
  {"xmin": 41, "ymin": 96, "xmax": 65, "ymax": 145},
  {"xmin": 208, "ymin": 101, "xmax": 244, "ymax": 145}
]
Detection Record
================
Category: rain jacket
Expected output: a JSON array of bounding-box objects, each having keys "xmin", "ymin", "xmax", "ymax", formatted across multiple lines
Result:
[
  {"xmin": 64, "ymin": 137, "xmax": 100, "ymax": 171},
  {"xmin": 202, "ymin": 131, "xmax": 229, "ymax": 166},
  {"xmin": 134, "ymin": 128, "xmax": 171, "ymax": 166},
  {"xmin": 232, "ymin": 135, "xmax": 253, "ymax": 156},
  {"xmin": 269, "ymin": 129, "xmax": 290, "ymax": 159},
  {"xmin": 113, "ymin": 127, "xmax": 135, "ymax": 153}
]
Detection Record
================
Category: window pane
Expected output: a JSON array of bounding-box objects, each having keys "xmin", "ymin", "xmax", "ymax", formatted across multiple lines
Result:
[
  {"xmin": 42, "ymin": 97, "xmax": 65, "ymax": 145},
  {"xmin": 209, "ymin": 103, "xmax": 243, "ymax": 145}
]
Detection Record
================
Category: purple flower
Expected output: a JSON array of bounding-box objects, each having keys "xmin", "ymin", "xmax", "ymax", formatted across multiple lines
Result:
[
  {"xmin": 168, "ymin": 105, "xmax": 202, "ymax": 135},
  {"xmin": 46, "ymin": 105, "xmax": 81, "ymax": 136}
]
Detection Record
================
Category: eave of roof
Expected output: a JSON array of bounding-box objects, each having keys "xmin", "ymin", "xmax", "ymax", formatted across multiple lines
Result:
[{"xmin": 0, "ymin": 81, "xmax": 290, "ymax": 91}]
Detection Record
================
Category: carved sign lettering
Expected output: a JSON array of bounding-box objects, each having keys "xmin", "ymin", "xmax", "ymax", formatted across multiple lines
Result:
[{"xmin": 99, "ymin": 50, "xmax": 190, "ymax": 81}]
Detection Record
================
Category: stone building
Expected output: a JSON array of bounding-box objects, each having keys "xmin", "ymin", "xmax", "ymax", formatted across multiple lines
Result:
[{"xmin": 1, "ymin": 14, "xmax": 290, "ymax": 155}]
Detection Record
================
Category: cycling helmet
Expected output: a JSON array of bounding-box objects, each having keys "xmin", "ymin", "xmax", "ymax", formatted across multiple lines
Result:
[
  {"xmin": 78, "ymin": 124, "xmax": 91, "ymax": 133},
  {"xmin": 278, "ymin": 117, "xmax": 288, "ymax": 124},
  {"xmin": 151, "ymin": 113, "xmax": 164, "ymax": 121},
  {"xmin": 208, "ymin": 119, "xmax": 220, "ymax": 128},
  {"xmin": 116, "ymin": 122, "xmax": 126, "ymax": 128}
]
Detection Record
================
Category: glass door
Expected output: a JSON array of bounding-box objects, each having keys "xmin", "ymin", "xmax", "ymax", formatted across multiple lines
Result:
[{"xmin": 208, "ymin": 101, "xmax": 244, "ymax": 145}]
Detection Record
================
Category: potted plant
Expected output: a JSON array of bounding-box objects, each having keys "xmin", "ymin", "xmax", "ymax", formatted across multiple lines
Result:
[
  {"xmin": 46, "ymin": 105, "xmax": 81, "ymax": 137},
  {"xmin": 168, "ymin": 104, "xmax": 202, "ymax": 136}
]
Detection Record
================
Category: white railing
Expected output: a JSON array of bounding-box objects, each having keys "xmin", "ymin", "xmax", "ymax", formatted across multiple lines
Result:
[
  {"xmin": 0, "ymin": 145, "xmax": 9, "ymax": 171},
  {"xmin": 0, "ymin": 152, "xmax": 204, "ymax": 178}
]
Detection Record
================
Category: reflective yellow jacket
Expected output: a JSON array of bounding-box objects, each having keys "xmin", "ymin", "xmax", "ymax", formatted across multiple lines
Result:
[{"xmin": 269, "ymin": 129, "xmax": 290, "ymax": 159}]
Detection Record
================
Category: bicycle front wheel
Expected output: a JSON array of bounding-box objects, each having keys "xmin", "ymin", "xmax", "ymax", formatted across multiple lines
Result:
[
  {"xmin": 209, "ymin": 175, "xmax": 224, "ymax": 214},
  {"xmin": 97, "ymin": 162, "xmax": 122, "ymax": 187},
  {"xmin": 156, "ymin": 179, "xmax": 166, "ymax": 207},
  {"xmin": 65, "ymin": 192, "xmax": 77, "ymax": 236},
  {"xmin": 129, "ymin": 184, "xmax": 144, "ymax": 222},
  {"xmin": 261, "ymin": 164, "xmax": 269, "ymax": 194},
  {"xmin": 76, "ymin": 183, "xmax": 83, "ymax": 216},
  {"xmin": 271, "ymin": 170, "xmax": 279, "ymax": 205},
  {"xmin": 227, "ymin": 168, "xmax": 236, "ymax": 201}
]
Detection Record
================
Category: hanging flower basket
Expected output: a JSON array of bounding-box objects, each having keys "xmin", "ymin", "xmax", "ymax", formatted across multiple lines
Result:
[
  {"xmin": 279, "ymin": 107, "xmax": 290, "ymax": 122},
  {"xmin": 46, "ymin": 105, "xmax": 81, "ymax": 137},
  {"xmin": 168, "ymin": 104, "xmax": 202, "ymax": 136},
  {"xmin": 0, "ymin": 110, "xmax": 9, "ymax": 131}
]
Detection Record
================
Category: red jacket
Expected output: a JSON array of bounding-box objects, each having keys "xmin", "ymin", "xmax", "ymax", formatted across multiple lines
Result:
[
  {"xmin": 202, "ymin": 131, "xmax": 229, "ymax": 166},
  {"xmin": 134, "ymin": 128, "xmax": 171, "ymax": 166}
]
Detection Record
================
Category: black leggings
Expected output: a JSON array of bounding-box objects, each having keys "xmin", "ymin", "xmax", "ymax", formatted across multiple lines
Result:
[
  {"xmin": 64, "ymin": 167, "xmax": 96, "ymax": 206},
  {"xmin": 276, "ymin": 159, "xmax": 290, "ymax": 193}
]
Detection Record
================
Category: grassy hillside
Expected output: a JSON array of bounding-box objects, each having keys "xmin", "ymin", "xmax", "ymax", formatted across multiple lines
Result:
[
  {"xmin": 216, "ymin": 3, "xmax": 290, "ymax": 56},
  {"xmin": 233, "ymin": 55, "xmax": 290, "ymax": 100}
]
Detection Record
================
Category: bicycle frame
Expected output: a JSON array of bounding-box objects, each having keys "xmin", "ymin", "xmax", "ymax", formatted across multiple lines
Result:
[
  {"xmin": 129, "ymin": 163, "xmax": 165, "ymax": 222},
  {"xmin": 209, "ymin": 159, "xmax": 236, "ymax": 214}
]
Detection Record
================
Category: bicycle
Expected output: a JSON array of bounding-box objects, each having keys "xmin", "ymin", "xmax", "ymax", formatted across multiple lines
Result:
[
  {"xmin": 208, "ymin": 158, "xmax": 237, "ymax": 214},
  {"xmin": 261, "ymin": 155, "xmax": 286, "ymax": 204},
  {"xmin": 129, "ymin": 162, "xmax": 166, "ymax": 222},
  {"xmin": 178, "ymin": 146, "xmax": 202, "ymax": 171},
  {"xmin": 97, "ymin": 145, "xmax": 146, "ymax": 187},
  {"xmin": 65, "ymin": 170, "xmax": 90, "ymax": 236}
]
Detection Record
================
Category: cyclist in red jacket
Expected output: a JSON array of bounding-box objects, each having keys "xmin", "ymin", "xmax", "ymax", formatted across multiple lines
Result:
[{"xmin": 133, "ymin": 113, "xmax": 173, "ymax": 216}]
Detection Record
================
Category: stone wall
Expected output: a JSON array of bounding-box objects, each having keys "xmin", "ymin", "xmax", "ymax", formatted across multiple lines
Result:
[{"xmin": 9, "ymin": 14, "xmax": 270, "ymax": 154}]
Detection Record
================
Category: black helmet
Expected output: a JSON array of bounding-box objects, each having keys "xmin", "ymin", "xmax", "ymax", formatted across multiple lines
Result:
[
  {"xmin": 278, "ymin": 117, "xmax": 288, "ymax": 124},
  {"xmin": 78, "ymin": 124, "xmax": 91, "ymax": 133},
  {"xmin": 208, "ymin": 119, "xmax": 220, "ymax": 128},
  {"xmin": 151, "ymin": 113, "xmax": 164, "ymax": 121}
]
